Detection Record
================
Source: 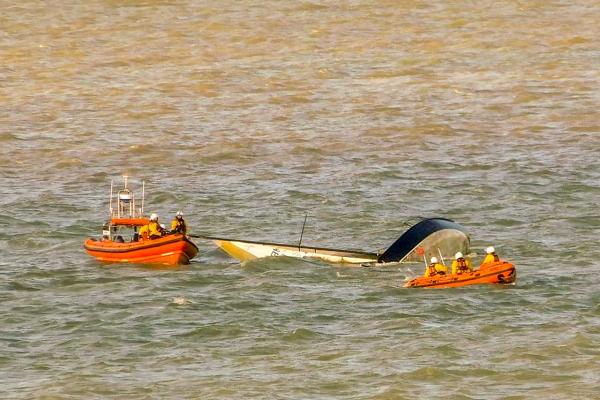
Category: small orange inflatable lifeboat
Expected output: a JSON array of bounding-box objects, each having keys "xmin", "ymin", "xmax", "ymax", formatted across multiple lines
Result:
[
  {"xmin": 403, "ymin": 260, "xmax": 516, "ymax": 289},
  {"xmin": 84, "ymin": 176, "xmax": 199, "ymax": 266}
]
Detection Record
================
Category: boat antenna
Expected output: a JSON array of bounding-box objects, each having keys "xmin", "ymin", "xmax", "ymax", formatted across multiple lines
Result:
[
  {"xmin": 438, "ymin": 248, "xmax": 446, "ymax": 266},
  {"xmin": 141, "ymin": 180, "xmax": 145, "ymax": 216},
  {"xmin": 298, "ymin": 212, "xmax": 308, "ymax": 252},
  {"xmin": 109, "ymin": 179, "xmax": 114, "ymax": 217}
]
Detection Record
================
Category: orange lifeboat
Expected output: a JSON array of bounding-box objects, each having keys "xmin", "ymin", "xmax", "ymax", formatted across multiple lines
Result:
[
  {"xmin": 84, "ymin": 233, "xmax": 199, "ymax": 265},
  {"xmin": 403, "ymin": 260, "xmax": 516, "ymax": 289},
  {"xmin": 83, "ymin": 176, "xmax": 199, "ymax": 266}
]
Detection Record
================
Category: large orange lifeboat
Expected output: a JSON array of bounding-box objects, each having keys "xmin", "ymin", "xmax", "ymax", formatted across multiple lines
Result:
[
  {"xmin": 83, "ymin": 176, "xmax": 199, "ymax": 266},
  {"xmin": 403, "ymin": 260, "xmax": 516, "ymax": 289}
]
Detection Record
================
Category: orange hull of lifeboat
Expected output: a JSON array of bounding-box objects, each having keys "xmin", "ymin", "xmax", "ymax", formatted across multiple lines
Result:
[
  {"xmin": 403, "ymin": 261, "xmax": 516, "ymax": 289},
  {"xmin": 84, "ymin": 234, "xmax": 199, "ymax": 265}
]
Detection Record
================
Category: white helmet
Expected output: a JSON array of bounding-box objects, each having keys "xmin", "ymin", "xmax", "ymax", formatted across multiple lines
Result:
[
  {"xmin": 176, "ymin": 210, "xmax": 183, "ymax": 217},
  {"xmin": 455, "ymin": 252, "xmax": 463, "ymax": 259},
  {"xmin": 430, "ymin": 257, "xmax": 438, "ymax": 264},
  {"xmin": 486, "ymin": 246, "xmax": 495, "ymax": 254},
  {"xmin": 150, "ymin": 213, "xmax": 158, "ymax": 221}
]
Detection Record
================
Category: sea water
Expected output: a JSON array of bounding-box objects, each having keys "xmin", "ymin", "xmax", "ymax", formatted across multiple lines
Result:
[{"xmin": 1, "ymin": 1, "xmax": 599, "ymax": 398}]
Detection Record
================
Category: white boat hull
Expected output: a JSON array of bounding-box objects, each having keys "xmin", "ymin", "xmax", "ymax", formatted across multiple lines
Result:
[{"xmin": 213, "ymin": 239, "xmax": 379, "ymax": 265}]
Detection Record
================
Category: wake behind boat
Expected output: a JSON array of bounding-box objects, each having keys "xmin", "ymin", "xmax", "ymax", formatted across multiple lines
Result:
[
  {"xmin": 195, "ymin": 218, "xmax": 470, "ymax": 266},
  {"xmin": 84, "ymin": 176, "xmax": 198, "ymax": 266}
]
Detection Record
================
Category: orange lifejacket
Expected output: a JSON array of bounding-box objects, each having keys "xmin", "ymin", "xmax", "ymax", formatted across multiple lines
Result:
[
  {"xmin": 428, "ymin": 264, "xmax": 438, "ymax": 276},
  {"xmin": 427, "ymin": 263, "xmax": 446, "ymax": 277},
  {"xmin": 456, "ymin": 258, "xmax": 469, "ymax": 273}
]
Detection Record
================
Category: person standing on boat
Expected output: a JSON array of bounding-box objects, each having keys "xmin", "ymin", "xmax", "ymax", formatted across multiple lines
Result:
[
  {"xmin": 148, "ymin": 213, "xmax": 165, "ymax": 239},
  {"xmin": 451, "ymin": 252, "xmax": 473, "ymax": 274},
  {"xmin": 424, "ymin": 256, "xmax": 447, "ymax": 277},
  {"xmin": 170, "ymin": 211, "xmax": 187, "ymax": 235},
  {"xmin": 482, "ymin": 246, "xmax": 500, "ymax": 264}
]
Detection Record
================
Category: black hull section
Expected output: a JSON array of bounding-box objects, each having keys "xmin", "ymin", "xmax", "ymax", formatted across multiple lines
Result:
[{"xmin": 377, "ymin": 218, "xmax": 470, "ymax": 263}]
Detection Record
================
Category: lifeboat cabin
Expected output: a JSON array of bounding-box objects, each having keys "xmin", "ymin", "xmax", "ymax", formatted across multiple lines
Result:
[{"xmin": 84, "ymin": 176, "xmax": 199, "ymax": 265}]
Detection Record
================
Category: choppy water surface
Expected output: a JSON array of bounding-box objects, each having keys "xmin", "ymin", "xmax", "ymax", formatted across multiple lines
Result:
[{"xmin": 1, "ymin": 1, "xmax": 600, "ymax": 398}]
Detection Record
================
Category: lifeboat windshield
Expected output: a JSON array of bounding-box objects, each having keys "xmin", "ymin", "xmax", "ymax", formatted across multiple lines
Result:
[{"xmin": 108, "ymin": 224, "xmax": 140, "ymax": 243}]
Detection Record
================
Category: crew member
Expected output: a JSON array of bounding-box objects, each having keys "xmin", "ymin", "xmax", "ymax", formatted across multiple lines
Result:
[
  {"xmin": 170, "ymin": 211, "xmax": 187, "ymax": 234},
  {"xmin": 148, "ymin": 213, "xmax": 164, "ymax": 239},
  {"xmin": 451, "ymin": 252, "xmax": 473, "ymax": 274},
  {"xmin": 482, "ymin": 246, "xmax": 500, "ymax": 264},
  {"xmin": 424, "ymin": 256, "xmax": 448, "ymax": 277}
]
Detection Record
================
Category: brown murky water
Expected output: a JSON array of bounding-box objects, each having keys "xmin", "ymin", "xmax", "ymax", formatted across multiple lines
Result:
[{"xmin": 1, "ymin": 1, "xmax": 599, "ymax": 398}]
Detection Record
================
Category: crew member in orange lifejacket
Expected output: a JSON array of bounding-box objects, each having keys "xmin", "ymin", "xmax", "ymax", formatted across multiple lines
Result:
[
  {"xmin": 424, "ymin": 256, "xmax": 448, "ymax": 277},
  {"xmin": 482, "ymin": 246, "xmax": 500, "ymax": 264},
  {"xmin": 451, "ymin": 252, "xmax": 473, "ymax": 275}
]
